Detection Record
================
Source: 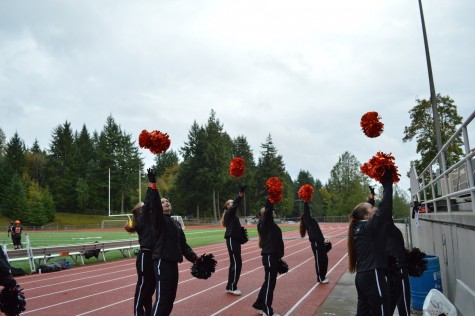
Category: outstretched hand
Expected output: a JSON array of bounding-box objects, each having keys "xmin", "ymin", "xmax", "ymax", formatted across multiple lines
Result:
[
  {"xmin": 239, "ymin": 184, "xmax": 247, "ymax": 194},
  {"xmin": 147, "ymin": 168, "xmax": 156, "ymax": 183},
  {"xmin": 368, "ymin": 186, "xmax": 375, "ymax": 195}
]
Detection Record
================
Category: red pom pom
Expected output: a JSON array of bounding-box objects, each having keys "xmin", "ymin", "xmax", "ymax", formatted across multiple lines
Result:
[
  {"xmin": 360, "ymin": 111, "xmax": 384, "ymax": 138},
  {"xmin": 138, "ymin": 130, "xmax": 171, "ymax": 155},
  {"xmin": 229, "ymin": 157, "xmax": 246, "ymax": 178},
  {"xmin": 360, "ymin": 151, "xmax": 400, "ymax": 183},
  {"xmin": 298, "ymin": 184, "xmax": 314, "ymax": 202},
  {"xmin": 138, "ymin": 130, "xmax": 150, "ymax": 148},
  {"xmin": 266, "ymin": 177, "xmax": 284, "ymax": 204}
]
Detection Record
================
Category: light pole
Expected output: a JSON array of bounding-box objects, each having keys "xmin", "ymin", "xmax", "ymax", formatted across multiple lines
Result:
[{"xmin": 417, "ymin": 0, "xmax": 447, "ymax": 175}]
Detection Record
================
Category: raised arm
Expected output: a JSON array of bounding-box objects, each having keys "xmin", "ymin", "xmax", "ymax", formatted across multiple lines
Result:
[
  {"xmin": 368, "ymin": 169, "xmax": 393, "ymax": 229},
  {"xmin": 147, "ymin": 168, "xmax": 164, "ymax": 232},
  {"xmin": 223, "ymin": 185, "xmax": 246, "ymax": 223}
]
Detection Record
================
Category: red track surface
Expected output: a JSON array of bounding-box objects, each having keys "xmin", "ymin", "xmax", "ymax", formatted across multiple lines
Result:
[{"xmin": 16, "ymin": 223, "xmax": 349, "ymax": 315}]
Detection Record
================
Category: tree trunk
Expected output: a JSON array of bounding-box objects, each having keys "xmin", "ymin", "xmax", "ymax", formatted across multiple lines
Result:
[{"xmin": 212, "ymin": 188, "xmax": 217, "ymax": 223}]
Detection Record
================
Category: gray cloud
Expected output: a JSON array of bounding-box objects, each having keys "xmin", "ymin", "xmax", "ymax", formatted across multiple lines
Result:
[{"xmin": 1, "ymin": 0, "xmax": 474, "ymax": 192}]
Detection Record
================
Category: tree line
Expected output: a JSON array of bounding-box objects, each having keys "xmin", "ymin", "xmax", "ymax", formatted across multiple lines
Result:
[{"xmin": 1, "ymin": 109, "xmax": 419, "ymax": 226}]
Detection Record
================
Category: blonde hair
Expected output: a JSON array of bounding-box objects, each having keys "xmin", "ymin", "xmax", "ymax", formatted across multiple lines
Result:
[
  {"xmin": 221, "ymin": 200, "xmax": 233, "ymax": 227},
  {"xmin": 347, "ymin": 203, "xmax": 369, "ymax": 273},
  {"xmin": 124, "ymin": 202, "xmax": 144, "ymax": 233}
]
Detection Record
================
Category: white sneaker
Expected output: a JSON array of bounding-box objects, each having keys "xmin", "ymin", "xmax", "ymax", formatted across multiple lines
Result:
[
  {"xmin": 227, "ymin": 289, "xmax": 242, "ymax": 296},
  {"xmin": 320, "ymin": 278, "xmax": 330, "ymax": 284},
  {"xmin": 254, "ymin": 308, "xmax": 263, "ymax": 314},
  {"xmin": 263, "ymin": 313, "xmax": 280, "ymax": 316}
]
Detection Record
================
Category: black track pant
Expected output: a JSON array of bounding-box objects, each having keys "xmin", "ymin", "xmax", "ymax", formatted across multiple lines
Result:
[
  {"xmin": 311, "ymin": 241, "xmax": 328, "ymax": 282},
  {"xmin": 134, "ymin": 250, "xmax": 155, "ymax": 316},
  {"xmin": 253, "ymin": 255, "xmax": 279, "ymax": 316},
  {"xmin": 226, "ymin": 237, "xmax": 242, "ymax": 291},
  {"xmin": 152, "ymin": 259, "xmax": 178, "ymax": 316},
  {"xmin": 388, "ymin": 267, "xmax": 411, "ymax": 316},
  {"xmin": 355, "ymin": 268, "xmax": 390, "ymax": 316}
]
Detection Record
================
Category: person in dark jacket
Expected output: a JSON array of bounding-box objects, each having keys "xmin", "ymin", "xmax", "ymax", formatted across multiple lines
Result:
[
  {"xmin": 0, "ymin": 247, "xmax": 26, "ymax": 316},
  {"xmin": 300, "ymin": 201, "xmax": 329, "ymax": 284},
  {"xmin": 252, "ymin": 199, "xmax": 284, "ymax": 316},
  {"xmin": 0, "ymin": 249, "xmax": 16, "ymax": 291},
  {"xmin": 7, "ymin": 221, "xmax": 15, "ymax": 246},
  {"xmin": 125, "ymin": 175, "xmax": 157, "ymax": 316},
  {"xmin": 148, "ymin": 169, "xmax": 199, "ymax": 316},
  {"xmin": 222, "ymin": 185, "xmax": 246, "ymax": 296},
  {"xmin": 11, "ymin": 221, "xmax": 23, "ymax": 250},
  {"xmin": 367, "ymin": 186, "xmax": 411, "ymax": 315},
  {"xmin": 348, "ymin": 169, "xmax": 393, "ymax": 316}
]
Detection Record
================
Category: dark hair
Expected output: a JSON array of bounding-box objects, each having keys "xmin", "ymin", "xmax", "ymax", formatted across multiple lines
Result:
[
  {"xmin": 299, "ymin": 214, "xmax": 307, "ymax": 238},
  {"xmin": 347, "ymin": 203, "xmax": 369, "ymax": 273}
]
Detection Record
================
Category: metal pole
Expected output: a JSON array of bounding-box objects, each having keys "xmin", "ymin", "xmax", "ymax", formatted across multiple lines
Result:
[{"xmin": 417, "ymin": 0, "xmax": 446, "ymax": 174}]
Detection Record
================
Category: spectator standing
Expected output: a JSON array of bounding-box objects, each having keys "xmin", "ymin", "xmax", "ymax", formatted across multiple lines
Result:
[{"xmin": 11, "ymin": 221, "xmax": 22, "ymax": 250}]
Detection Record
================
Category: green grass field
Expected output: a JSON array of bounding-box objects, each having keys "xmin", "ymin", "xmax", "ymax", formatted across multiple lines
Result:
[{"xmin": 5, "ymin": 225, "xmax": 298, "ymax": 273}]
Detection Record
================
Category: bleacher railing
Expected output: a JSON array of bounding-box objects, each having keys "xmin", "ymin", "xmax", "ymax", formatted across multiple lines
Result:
[{"xmin": 410, "ymin": 110, "xmax": 475, "ymax": 213}]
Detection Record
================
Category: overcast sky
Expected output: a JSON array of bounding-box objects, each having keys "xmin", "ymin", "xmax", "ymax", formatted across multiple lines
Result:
[{"xmin": 1, "ymin": 0, "xmax": 474, "ymax": 194}]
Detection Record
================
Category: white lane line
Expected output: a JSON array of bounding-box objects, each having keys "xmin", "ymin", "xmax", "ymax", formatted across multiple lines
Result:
[{"xmin": 284, "ymin": 253, "xmax": 348, "ymax": 315}]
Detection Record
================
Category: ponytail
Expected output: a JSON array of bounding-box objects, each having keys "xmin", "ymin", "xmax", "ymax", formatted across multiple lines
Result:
[
  {"xmin": 347, "ymin": 203, "xmax": 369, "ymax": 273},
  {"xmin": 299, "ymin": 214, "xmax": 307, "ymax": 238},
  {"xmin": 124, "ymin": 202, "xmax": 143, "ymax": 233}
]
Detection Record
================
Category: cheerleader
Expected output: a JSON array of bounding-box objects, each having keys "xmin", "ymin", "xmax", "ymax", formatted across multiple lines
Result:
[
  {"xmin": 300, "ymin": 201, "xmax": 329, "ymax": 284},
  {"xmin": 252, "ymin": 199, "xmax": 284, "ymax": 316},
  {"xmin": 148, "ymin": 169, "xmax": 199, "ymax": 316},
  {"xmin": 125, "ymin": 174, "xmax": 156, "ymax": 316},
  {"xmin": 348, "ymin": 169, "xmax": 393, "ymax": 315},
  {"xmin": 222, "ymin": 185, "xmax": 247, "ymax": 295},
  {"xmin": 367, "ymin": 186, "xmax": 411, "ymax": 315}
]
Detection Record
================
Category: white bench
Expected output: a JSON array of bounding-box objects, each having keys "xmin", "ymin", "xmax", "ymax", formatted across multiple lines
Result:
[{"xmin": 4, "ymin": 240, "xmax": 140, "ymax": 273}]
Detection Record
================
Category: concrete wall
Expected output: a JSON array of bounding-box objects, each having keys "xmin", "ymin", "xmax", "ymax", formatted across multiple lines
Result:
[{"xmin": 408, "ymin": 212, "xmax": 475, "ymax": 303}]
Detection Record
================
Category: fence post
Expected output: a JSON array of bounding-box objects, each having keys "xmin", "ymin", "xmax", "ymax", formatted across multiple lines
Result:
[{"xmin": 25, "ymin": 234, "xmax": 36, "ymax": 272}]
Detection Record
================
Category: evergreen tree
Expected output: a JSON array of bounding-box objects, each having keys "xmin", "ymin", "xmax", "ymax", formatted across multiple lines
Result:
[
  {"xmin": 202, "ymin": 110, "xmax": 233, "ymax": 222},
  {"xmin": 27, "ymin": 181, "xmax": 48, "ymax": 225},
  {"xmin": 4, "ymin": 132, "xmax": 27, "ymax": 176},
  {"xmin": 25, "ymin": 139, "xmax": 47, "ymax": 186},
  {"xmin": 175, "ymin": 121, "xmax": 208, "ymax": 218},
  {"xmin": 154, "ymin": 150, "xmax": 179, "ymax": 177},
  {"xmin": 75, "ymin": 124, "xmax": 95, "ymax": 177},
  {"xmin": 45, "ymin": 121, "xmax": 80, "ymax": 213},
  {"xmin": 326, "ymin": 151, "xmax": 369, "ymax": 216},
  {"xmin": 230, "ymin": 135, "xmax": 256, "ymax": 217},
  {"xmin": 294, "ymin": 170, "xmax": 315, "ymax": 215},
  {"xmin": 313, "ymin": 179, "xmax": 327, "ymax": 217},
  {"xmin": 403, "ymin": 94, "xmax": 463, "ymax": 175},
  {"xmin": 0, "ymin": 128, "xmax": 6, "ymax": 158},
  {"xmin": 0, "ymin": 133, "xmax": 27, "ymax": 207},
  {"xmin": 1, "ymin": 174, "xmax": 28, "ymax": 221},
  {"xmin": 255, "ymin": 134, "xmax": 290, "ymax": 215},
  {"xmin": 91, "ymin": 115, "xmax": 143, "ymax": 214}
]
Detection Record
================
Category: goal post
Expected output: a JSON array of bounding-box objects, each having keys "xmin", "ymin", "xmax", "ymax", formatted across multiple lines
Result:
[
  {"xmin": 103, "ymin": 214, "xmax": 185, "ymax": 230},
  {"xmin": 101, "ymin": 219, "xmax": 129, "ymax": 229}
]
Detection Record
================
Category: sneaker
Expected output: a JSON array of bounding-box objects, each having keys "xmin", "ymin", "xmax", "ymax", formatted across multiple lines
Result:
[
  {"xmin": 263, "ymin": 313, "xmax": 280, "ymax": 316},
  {"xmin": 227, "ymin": 289, "xmax": 242, "ymax": 296},
  {"xmin": 252, "ymin": 302, "xmax": 263, "ymax": 314},
  {"xmin": 320, "ymin": 278, "xmax": 330, "ymax": 284}
]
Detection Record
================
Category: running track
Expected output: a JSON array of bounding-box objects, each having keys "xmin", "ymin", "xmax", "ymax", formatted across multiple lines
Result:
[{"xmin": 16, "ymin": 223, "xmax": 349, "ymax": 315}]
